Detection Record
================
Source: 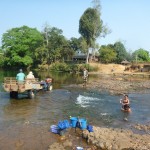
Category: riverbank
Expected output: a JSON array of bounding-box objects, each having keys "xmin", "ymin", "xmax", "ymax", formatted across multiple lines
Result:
[
  {"xmin": 48, "ymin": 123, "xmax": 150, "ymax": 150},
  {"xmin": 83, "ymin": 63, "xmax": 150, "ymax": 95},
  {"xmin": 82, "ymin": 125, "xmax": 150, "ymax": 150},
  {"xmin": 85, "ymin": 74, "xmax": 150, "ymax": 95}
]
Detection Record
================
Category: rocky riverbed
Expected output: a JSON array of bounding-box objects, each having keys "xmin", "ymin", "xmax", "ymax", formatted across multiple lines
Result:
[{"xmin": 85, "ymin": 73, "xmax": 150, "ymax": 95}]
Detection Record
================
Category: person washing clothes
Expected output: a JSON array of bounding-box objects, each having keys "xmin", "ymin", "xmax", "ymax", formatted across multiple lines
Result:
[{"xmin": 120, "ymin": 94, "xmax": 131, "ymax": 112}]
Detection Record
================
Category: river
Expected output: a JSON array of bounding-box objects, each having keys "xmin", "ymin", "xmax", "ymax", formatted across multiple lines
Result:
[{"xmin": 0, "ymin": 70, "xmax": 150, "ymax": 149}]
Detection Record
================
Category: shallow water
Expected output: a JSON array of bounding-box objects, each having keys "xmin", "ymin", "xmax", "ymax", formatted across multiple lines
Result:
[
  {"xmin": 0, "ymin": 70, "xmax": 150, "ymax": 149},
  {"xmin": 0, "ymin": 71, "xmax": 150, "ymax": 131}
]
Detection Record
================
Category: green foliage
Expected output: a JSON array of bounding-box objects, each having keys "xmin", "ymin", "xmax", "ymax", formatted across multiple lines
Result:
[
  {"xmin": 49, "ymin": 62, "xmax": 98, "ymax": 72},
  {"xmin": 50, "ymin": 62, "xmax": 70, "ymax": 72},
  {"xmin": 41, "ymin": 26, "xmax": 70, "ymax": 64},
  {"xmin": 132, "ymin": 48, "xmax": 150, "ymax": 62},
  {"xmin": 69, "ymin": 37, "xmax": 81, "ymax": 51},
  {"xmin": 0, "ymin": 48, "xmax": 4, "ymax": 67},
  {"xmin": 113, "ymin": 41, "xmax": 128, "ymax": 63},
  {"xmin": 79, "ymin": 8, "xmax": 102, "ymax": 47},
  {"xmin": 79, "ymin": 7, "xmax": 109, "ymax": 63},
  {"xmin": 79, "ymin": 37, "xmax": 88, "ymax": 54},
  {"xmin": 2, "ymin": 25, "xmax": 43, "ymax": 68},
  {"xmin": 99, "ymin": 45, "xmax": 117, "ymax": 63}
]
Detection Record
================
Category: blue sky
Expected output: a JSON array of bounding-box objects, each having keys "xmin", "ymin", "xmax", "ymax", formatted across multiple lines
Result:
[{"xmin": 0, "ymin": 0, "xmax": 150, "ymax": 52}]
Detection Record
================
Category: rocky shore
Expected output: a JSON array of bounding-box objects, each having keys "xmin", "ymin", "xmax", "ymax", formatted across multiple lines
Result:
[
  {"xmin": 48, "ymin": 123, "xmax": 150, "ymax": 150},
  {"xmin": 85, "ymin": 73, "xmax": 150, "ymax": 95},
  {"xmin": 82, "ymin": 126, "xmax": 150, "ymax": 150}
]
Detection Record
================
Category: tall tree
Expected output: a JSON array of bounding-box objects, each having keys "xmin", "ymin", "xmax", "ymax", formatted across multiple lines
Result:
[
  {"xmin": 79, "ymin": 8, "xmax": 101, "ymax": 63},
  {"xmin": 79, "ymin": 5, "xmax": 109, "ymax": 63},
  {"xmin": 2, "ymin": 26, "xmax": 43, "ymax": 68},
  {"xmin": 113, "ymin": 41, "xmax": 128, "ymax": 63}
]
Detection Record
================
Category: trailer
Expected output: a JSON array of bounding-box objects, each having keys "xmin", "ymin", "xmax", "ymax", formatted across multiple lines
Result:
[{"xmin": 3, "ymin": 77, "xmax": 52, "ymax": 99}]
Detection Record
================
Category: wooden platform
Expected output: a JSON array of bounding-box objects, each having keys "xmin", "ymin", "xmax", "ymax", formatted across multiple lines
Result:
[{"xmin": 3, "ymin": 77, "xmax": 43, "ymax": 93}]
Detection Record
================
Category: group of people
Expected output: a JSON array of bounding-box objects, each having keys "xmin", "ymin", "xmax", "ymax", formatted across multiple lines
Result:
[
  {"xmin": 16, "ymin": 69, "xmax": 52, "ymax": 90},
  {"xmin": 16, "ymin": 69, "xmax": 35, "ymax": 82}
]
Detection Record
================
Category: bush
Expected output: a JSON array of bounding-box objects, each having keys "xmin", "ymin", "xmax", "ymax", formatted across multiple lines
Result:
[{"xmin": 45, "ymin": 62, "xmax": 99, "ymax": 73}]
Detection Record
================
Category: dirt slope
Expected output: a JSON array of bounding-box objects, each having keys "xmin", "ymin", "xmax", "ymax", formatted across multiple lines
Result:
[{"xmin": 89, "ymin": 63, "xmax": 126, "ymax": 74}]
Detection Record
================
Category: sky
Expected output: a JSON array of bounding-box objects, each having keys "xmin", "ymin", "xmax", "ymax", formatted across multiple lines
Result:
[{"xmin": 0, "ymin": 0, "xmax": 150, "ymax": 52}]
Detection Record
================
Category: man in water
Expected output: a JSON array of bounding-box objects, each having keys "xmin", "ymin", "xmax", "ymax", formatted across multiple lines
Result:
[
  {"xmin": 16, "ymin": 69, "xmax": 26, "ymax": 82},
  {"xmin": 83, "ymin": 68, "xmax": 88, "ymax": 87}
]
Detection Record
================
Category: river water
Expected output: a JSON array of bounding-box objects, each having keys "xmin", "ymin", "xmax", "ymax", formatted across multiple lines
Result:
[{"xmin": 0, "ymin": 70, "xmax": 150, "ymax": 149}]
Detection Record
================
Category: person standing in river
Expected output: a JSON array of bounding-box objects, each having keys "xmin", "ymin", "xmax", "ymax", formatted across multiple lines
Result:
[
  {"xmin": 83, "ymin": 68, "xmax": 88, "ymax": 87},
  {"xmin": 120, "ymin": 94, "xmax": 131, "ymax": 112}
]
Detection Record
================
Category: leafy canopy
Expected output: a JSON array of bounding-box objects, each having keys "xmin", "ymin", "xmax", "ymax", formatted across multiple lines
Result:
[
  {"xmin": 2, "ymin": 25, "xmax": 43, "ymax": 67},
  {"xmin": 79, "ymin": 8, "xmax": 102, "ymax": 47},
  {"xmin": 132, "ymin": 48, "xmax": 150, "ymax": 62},
  {"xmin": 113, "ymin": 41, "xmax": 128, "ymax": 63},
  {"xmin": 99, "ymin": 44, "xmax": 117, "ymax": 63}
]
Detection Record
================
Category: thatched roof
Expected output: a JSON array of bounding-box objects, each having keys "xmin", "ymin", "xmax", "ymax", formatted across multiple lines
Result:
[{"xmin": 121, "ymin": 60, "xmax": 130, "ymax": 64}]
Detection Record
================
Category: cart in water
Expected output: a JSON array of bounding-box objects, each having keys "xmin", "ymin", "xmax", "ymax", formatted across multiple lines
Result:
[{"xmin": 3, "ymin": 77, "xmax": 52, "ymax": 99}]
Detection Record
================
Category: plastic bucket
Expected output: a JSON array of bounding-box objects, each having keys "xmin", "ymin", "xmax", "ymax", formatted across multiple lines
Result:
[
  {"xmin": 70, "ymin": 117, "xmax": 78, "ymax": 127},
  {"xmin": 79, "ymin": 118, "xmax": 87, "ymax": 130},
  {"xmin": 58, "ymin": 120, "xmax": 70, "ymax": 129}
]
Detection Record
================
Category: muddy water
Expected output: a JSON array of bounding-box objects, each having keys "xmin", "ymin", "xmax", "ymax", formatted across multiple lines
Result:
[{"xmin": 0, "ymin": 70, "xmax": 150, "ymax": 149}]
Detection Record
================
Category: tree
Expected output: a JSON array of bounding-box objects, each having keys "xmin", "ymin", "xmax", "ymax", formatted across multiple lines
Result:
[
  {"xmin": 99, "ymin": 45, "xmax": 117, "ymax": 63},
  {"xmin": 132, "ymin": 48, "xmax": 150, "ymax": 62},
  {"xmin": 113, "ymin": 41, "xmax": 128, "ymax": 63},
  {"xmin": 79, "ymin": 6, "xmax": 109, "ymax": 63},
  {"xmin": 69, "ymin": 37, "xmax": 81, "ymax": 52},
  {"xmin": 79, "ymin": 37, "xmax": 88, "ymax": 54},
  {"xmin": 41, "ymin": 26, "xmax": 68, "ymax": 64},
  {"xmin": 79, "ymin": 8, "xmax": 102, "ymax": 63},
  {"xmin": 2, "ymin": 26, "xmax": 43, "ymax": 68},
  {"xmin": 0, "ymin": 47, "xmax": 4, "ymax": 67}
]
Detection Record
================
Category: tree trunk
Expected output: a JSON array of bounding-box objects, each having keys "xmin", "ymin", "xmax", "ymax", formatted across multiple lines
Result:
[{"xmin": 86, "ymin": 49, "xmax": 89, "ymax": 64}]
